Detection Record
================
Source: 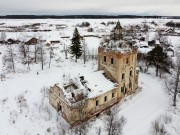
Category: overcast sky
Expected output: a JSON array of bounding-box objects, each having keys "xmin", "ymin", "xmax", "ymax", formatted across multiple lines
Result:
[{"xmin": 0, "ymin": 0, "xmax": 180, "ymax": 16}]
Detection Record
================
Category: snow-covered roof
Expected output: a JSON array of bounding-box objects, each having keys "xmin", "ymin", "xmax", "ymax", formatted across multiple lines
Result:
[
  {"xmin": 167, "ymin": 46, "xmax": 174, "ymax": 51},
  {"xmin": 155, "ymin": 40, "xmax": 160, "ymax": 45},
  {"xmin": 56, "ymin": 70, "xmax": 117, "ymax": 104},
  {"xmin": 139, "ymin": 41, "xmax": 149, "ymax": 47},
  {"xmin": 101, "ymin": 40, "xmax": 132, "ymax": 53},
  {"xmin": 47, "ymin": 35, "xmax": 60, "ymax": 41},
  {"xmin": 83, "ymin": 70, "xmax": 117, "ymax": 98}
]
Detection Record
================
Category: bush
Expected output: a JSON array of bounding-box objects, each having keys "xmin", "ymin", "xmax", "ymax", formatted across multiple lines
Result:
[
  {"xmin": 151, "ymin": 21, "xmax": 157, "ymax": 26},
  {"xmin": 78, "ymin": 22, "xmax": 90, "ymax": 27},
  {"xmin": 107, "ymin": 21, "xmax": 115, "ymax": 26},
  {"xmin": 87, "ymin": 27, "xmax": 93, "ymax": 32},
  {"xmin": 101, "ymin": 22, "xmax": 106, "ymax": 25},
  {"xmin": 161, "ymin": 114, "xmax": 172, "ymax": 124},
  {"xmin": 166, "ymin": 21, "xmax": 180, "ymax": 28},
  {"xmin": 47, "ymin": 127, "xmax": 51, "ymax": 132},
  {"xmin": 150, "ymin": 119, "xmax": 167, "ymax": 135},
  {"xmin": 149, "ymin": 114, "xmax": 172, "ymax": 135}
]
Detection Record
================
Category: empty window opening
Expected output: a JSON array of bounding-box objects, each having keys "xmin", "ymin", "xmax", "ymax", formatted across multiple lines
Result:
[
  {"xmin": 58, "ymin": 104, "xmax": 62, "ymax": 111},
  {"xmin": 96, "ymin": 100, "xmax": 99, "ymax": 106},
  {"xmin": 112, "ymin": 92, "xmax": 114, "ymax": 98},
  {"xmin": 72, "ymin": 93, "xmax": 75, "ymax": 97},
  {"xmin": 130, "ymin": 70, "xmax": 132, "ymax": 76},
  {"xmin": 126, "ymin": 58, "xmax": 129, "ymax": 64},
  {"xmin": 104, "ymin": 96, "xmax": 107, "ymax": 102},
  {"xmin": 121, "ymin": 86, "xmax": 125, "ymax": 93},
  {"xmin": 104, "ymin": 56, "xmax": 106, "ymax": 62},
  {"xmin": 122, "ymin": 73, "xmax": 125, "ymax": 80},
  {"xmin": 111, "ymin": 58, "xmax": 114, "ymax": 64}
]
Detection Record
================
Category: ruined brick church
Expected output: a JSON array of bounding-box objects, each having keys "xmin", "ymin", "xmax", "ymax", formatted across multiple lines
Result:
[{"xmin": 49, "ymin": 21, "xmax": 139, "ymax": 126}]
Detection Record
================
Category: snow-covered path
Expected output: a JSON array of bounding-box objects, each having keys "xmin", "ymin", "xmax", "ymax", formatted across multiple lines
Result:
[
  {"xmin": 121, "ymin": 73, "xmax": 169, "ymax": 135},
  {"xmin": 88, "ymin": 73, "xmax": 169, "ymax": 135}
]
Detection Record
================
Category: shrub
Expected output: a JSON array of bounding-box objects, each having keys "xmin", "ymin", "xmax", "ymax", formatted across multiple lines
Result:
[
  {"xmin": 87, "ymin": 27, "xmax": 93, "ymax": 32},
  {"xmin": 78, "ymin": 22, "xmax": 90, "ymax": 27},
  {"xmin": 47, "ymin": 127, "xmax": 51, "ymax": 132}
]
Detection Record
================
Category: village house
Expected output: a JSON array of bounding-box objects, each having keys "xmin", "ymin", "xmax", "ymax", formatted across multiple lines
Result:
[
  {"xmin": 25, "ymin": 37, "xmax": 39, "ymax": 45},
  {"xmin": 49, "ymin": 21, "xmax": 139, "ymax": 126},
  {"xmin": 7, "ymin": 38, "xmax": 21, "ymax": 44}
]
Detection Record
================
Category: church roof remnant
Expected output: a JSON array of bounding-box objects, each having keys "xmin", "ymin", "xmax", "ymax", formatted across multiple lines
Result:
[{"xmin": 114, "ymin": 21, "xmax": 122, "ymax": 30}]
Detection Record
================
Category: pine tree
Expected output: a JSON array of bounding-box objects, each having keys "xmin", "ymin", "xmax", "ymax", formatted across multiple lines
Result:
[
  {"xmin": 70, "ymin": 28, "xmax": 82, "ymax": 62},
  {"xmin": 147, "ymin": 45, "xmax": 170, "ymax": 77}
]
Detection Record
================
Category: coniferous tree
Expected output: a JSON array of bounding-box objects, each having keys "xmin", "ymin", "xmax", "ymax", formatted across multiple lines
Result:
[
  {"xmin": 146, "ymin": 45, "xmax": 170, "ymax": 77},
  {"xmin": 70, "ymin": 28, "xmax": 82, "ymax": 62}
]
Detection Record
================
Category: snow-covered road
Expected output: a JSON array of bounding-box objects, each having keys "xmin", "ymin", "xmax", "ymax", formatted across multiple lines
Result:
[
  {"xmin": 88, "ymin": 73, "xmax": 169, "ymax": 135},
  {"xmin": 121, "ymin": 73, "xmax": 168, "ymax": 135}
]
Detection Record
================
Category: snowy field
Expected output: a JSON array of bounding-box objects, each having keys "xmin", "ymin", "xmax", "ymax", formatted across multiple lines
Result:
[{"xmin": 0, "ymin": 19, "xmax": 180, "ymax": 135}]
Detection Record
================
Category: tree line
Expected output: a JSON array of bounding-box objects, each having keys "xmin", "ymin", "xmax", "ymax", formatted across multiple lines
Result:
[
  {"xmin": 0, "ymin": 15, "xmax": 175, "ymax": 19},
  {"xmin": 166, "ymin": 21, "xmax": 180, "ymax": 28}
]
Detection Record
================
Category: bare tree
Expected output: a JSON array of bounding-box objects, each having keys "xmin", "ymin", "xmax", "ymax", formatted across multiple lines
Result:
[
  {"xmin": 19, "ymin": 42, "xmax": 27, "ymax": 59},
  {"xmin": 73, "ymin": 123, "xmax": 88, "ymax": 135},
  {"xmin": 86, "ymin": 48, "xmax": 97, "ymax": 62},
  {"xmin": 143, "ymin": 23, "xmax": 149, "ymax": 34},
  {"xmin": 159, "ymin": 56, "xmax": 172, "ymax": 78},
  {"xmin": 165, "ymin": 53, "xmax": 180, "ymax": 106},
  {"xmin": 73, "ymin": 94, "xmax": 88, "ymax": 135},
  {"xmin": 39, "ymin": 43, "xmax": 46, "ymax": 70},
  {"xmin": 150, "ymin": 119, "xmax": 168, "ymax": 135},
  {"xmin": 26, "ymin": 44, "xmax": 31, "ymax": 71},
  {"xmin": 34, "ymin": 43, "xmax": 37, "ymax": 63},
  {"xmin": 165, "ymin": 43, "xmax": 180, "ymax": 106},
  {"xmin": 34, "ymin": 35, "xmax": 39, "ymax": 63},
  {"xmin": 37, "ymin": 34, "xmax": 46, "ymax": 70},
  {"xmin": 0, "ymin": 32, "xmax": 6, "ymax": 42},
  {"xmin": 149, "ymin": 114, "xmax": 172, "ymax": 135},
  {"xmin": 17, "ymin": 34, "xmax": 31, "ymax": 71},
  {"xmin": 0, "ymin": 73, "xmax": 5, "ymax": 81},
  {"xmin": 64, "ymin": 43, "xmax": 68, "ymax": 59},
  {"xmin": 3, "ymin": 44, "xmax": 16, "ymax": 73},
  {"xmin": 105, "ymin": 108, "xmax": 126, "ymax": 135},
  {"xmin": 48, "ymin": 46, "xmax": 54, "ymax": 68},
  {"xmin": 82, "ymin": 40, "xmax": 88, "ymax": 64},
  {"xmin": 96, "ymin": 127, "xmax": 102, "ymax": 135}
]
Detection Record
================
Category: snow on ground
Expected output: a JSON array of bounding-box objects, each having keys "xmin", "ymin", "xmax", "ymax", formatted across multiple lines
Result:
[
  {"xmin": 0, "ymin": 18, "xmax": 180, "ymax": 135},
  {"xmin": 167, "ymin": 36, "xmax": 180, "ymax": 46},
  {"xmin": 88, "ymin": 73, "xmax": 170, "ymax": 135},
  {"xmin": 0, "ymin": 56, "xmax": 98, "ymax": 134},
  {"xmin": 0, "ymin": 47, "xmax": 4, "ymax": 73},
  {"xmin": 0, "ymin": 59, "xmax": 179, "ymax": 134},
  {"xmin": 84, "ymin": 70, "xmax": 116, "ymax": 98},
  {"xmin": 138, "ymin": 47, "xmax": 153, "ymax": 54},
  {"xmin": 84, "ymin": 37, "xmax": 100, "ymax": 50},
  {"xmin": 121, "ymin": 73, "xmax": 169, "ymax": 135}
]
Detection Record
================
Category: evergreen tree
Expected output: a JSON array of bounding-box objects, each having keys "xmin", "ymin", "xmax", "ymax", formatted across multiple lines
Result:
[
  {"xmin": 70, "ymin": 28, "xmax": 82, "ymax": 62},
  {"xmin": 147, "ymin": 45, "xmax": 170, "ymax": 77}
]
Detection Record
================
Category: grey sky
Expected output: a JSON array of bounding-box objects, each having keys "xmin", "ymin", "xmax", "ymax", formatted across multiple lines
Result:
[{"xmin": 0, "ymin": 0, "xmax": 180, "ymax": 15}]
